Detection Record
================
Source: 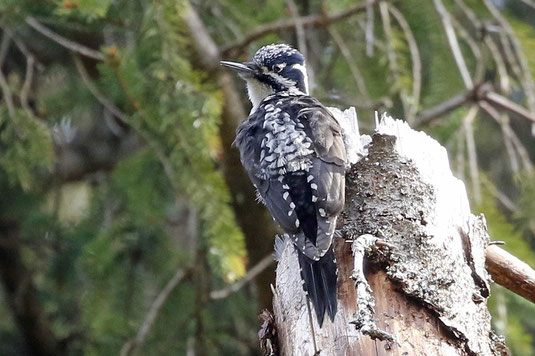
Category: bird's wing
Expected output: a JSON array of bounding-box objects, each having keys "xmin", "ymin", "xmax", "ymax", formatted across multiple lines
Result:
[
  {"xmin": 234, "ymin": 97, "xmax": 347, "ymax": 258},
  {"xmin": 234, "ymin": 114, "xmax": 301, "ymax": 235},
  {"xmin": 296, "ymin": 101, "xmax": 346, "ymax": 255}
]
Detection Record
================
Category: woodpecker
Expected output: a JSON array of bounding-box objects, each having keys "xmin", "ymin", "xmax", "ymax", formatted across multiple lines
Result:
[{"xmin": 221, "ymin": 44, "xmax": 346, "ymax": 327}]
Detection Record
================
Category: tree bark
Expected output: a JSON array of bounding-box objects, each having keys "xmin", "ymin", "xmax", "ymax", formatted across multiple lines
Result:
[{"xmin": 272, "ymin": 114, "xmax": 508, "ymax": 355}]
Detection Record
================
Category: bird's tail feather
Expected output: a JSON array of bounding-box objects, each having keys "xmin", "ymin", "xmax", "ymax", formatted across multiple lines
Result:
[{"xmin": 297, "ymin": 247, "xmax": 337, "ymax": 327}]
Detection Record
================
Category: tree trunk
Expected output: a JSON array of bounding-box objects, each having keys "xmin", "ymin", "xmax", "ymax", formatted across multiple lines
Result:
[{"xmin": 272, "ymin": 114, "xmax": 508, "ymax": 355}]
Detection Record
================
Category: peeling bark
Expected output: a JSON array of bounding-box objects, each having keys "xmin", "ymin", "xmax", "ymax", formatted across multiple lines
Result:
[{"xmin": 272, "ymin": 114, "xmax": 507, "ymax": 355}]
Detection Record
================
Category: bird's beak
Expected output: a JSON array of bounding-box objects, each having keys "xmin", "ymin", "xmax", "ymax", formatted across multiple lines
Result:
[{"xmin": 220, "ymin": 61, "xmax": 257, "ymax": 78}]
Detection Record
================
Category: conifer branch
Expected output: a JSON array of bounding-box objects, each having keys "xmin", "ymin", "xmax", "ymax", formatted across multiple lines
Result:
[{"xmin": 25, "ymin": 17, "xmax": 105, "ymax": 61}]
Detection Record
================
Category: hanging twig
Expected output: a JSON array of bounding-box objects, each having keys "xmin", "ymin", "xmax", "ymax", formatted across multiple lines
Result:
[
  {"xmin": 455, "ymin": 126, "xmax": 466, "ymax": 182},
  {"xmin": 388, "ymin": 4, "xmax": 422, "ymax": 123},
  {"xmin": 484, "ymin": 36, "xmax": 511, "ymax": 93},
  {"xmin": 73, "ymin": 55, "xmax": 128, "ymax": 122},
  {"xmin": 286, "ymin": 0, "xmax": 307, "ymax": 60},
  {"xmin": 449, "ymin": 15, "xmax": 484, "ymax": 83},
  {"xmin": 0, "ymin": 28, "xmax": 10, "ymax": 68},
  {"xmin": 25, "ymin": 17, "xmax": 105, "ymax": 61},
  {"xmin": 286, "ymin": 0, "xmax": 314, "ymax": 91},
  {"xmin": 20, "ymin": 56, "xmax": 35, "ymax": 117},
  {"xmin": 463, "ymin": 105, "xmax": 481, "ymax": 204},
  {"xmin": 433, "ymin": 0, "xmax": 473, "ymax": 89},
  {"xmin": 519, "ymin": 0, "xmax": 535, "ymax": 10},
  {"xmin": 480, "ymin": 175, "xmax": 519, "ymax": 213},
  {"xmin": 379, "ymin": 1, "xmax": 410, "ymax": 118},
  {"xmin": 480, "ymin": 101, "xmax": 533, "ymax": 173},
  {"xmin": 0, "ymin": 33, "xmax": 15, "ymax": 119},
  {"xmin": 121, "ymin": 268, "xmax": 191, "ymax": 356},
  {"xmin": 328, "ymin": 27, "xmax": 370, "ymax": 100},
  {"xmin": 210, "ymin": 254, "xmax": 274, "ymax": 300},
  {"xmin": 365, "ymin": 2, "xmax": 375, "ymax": 57},
  {"xmin": 74, "ymin": 54, "xmax": 180, "ymax": 187},
  {"xmin": 453, "ymin": 0, "xmax": 506, "ymax": 87},
  {"xmin": 482, "ymin": 0, "xmax": 535, "ymax": 116},
  {"xmin": 500, "ymin": 117, "xmax": 521, "ymax": 174}
]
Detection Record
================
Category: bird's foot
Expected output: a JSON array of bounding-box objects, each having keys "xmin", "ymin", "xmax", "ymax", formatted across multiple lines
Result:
[{"xmin": 350, "ymin": 234, "xmax": 397, "ymax": 344}]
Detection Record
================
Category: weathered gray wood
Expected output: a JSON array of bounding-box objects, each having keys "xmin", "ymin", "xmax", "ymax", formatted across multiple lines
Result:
[{"xmin": 272, "ymin": 114, "xmax": 507, "ymax": 355}]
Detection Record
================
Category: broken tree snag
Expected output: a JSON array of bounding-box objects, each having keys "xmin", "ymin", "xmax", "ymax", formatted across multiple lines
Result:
[{"xmin": 272, "ymin": 114, "xmax": 508, "ymax": 355}]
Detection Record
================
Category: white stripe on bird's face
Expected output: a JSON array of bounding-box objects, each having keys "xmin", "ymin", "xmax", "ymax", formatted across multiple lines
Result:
[{"xmin": 291, "ymin": 63, "xmax": 309, "ymax": 95}]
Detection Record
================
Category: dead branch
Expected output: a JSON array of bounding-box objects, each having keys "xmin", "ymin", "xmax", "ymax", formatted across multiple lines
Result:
[
  {"xmin": 487, "ymin": 245, "xmax": 535, "ymax": 304},
  {"xmin": 414, "ymin": 84, "xmax": 488, "ymax": 128},
  {"xmin": 210, "ymin": 254, "xmax": 274, "ymax": 300},
  {"xmin": 484, "ymin": 91, "xmax": 535, "ymax": 124},
  {"xmin": 414, "ymin": 82, "xmax": 535, "ymax": 128},
  {"xmin": 221, "ymin": 0, "xmax": 376, "ymax": 57}
]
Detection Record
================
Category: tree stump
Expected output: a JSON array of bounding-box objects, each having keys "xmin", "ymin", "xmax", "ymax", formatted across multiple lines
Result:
[{"xmin": 272, "ymin": 114, "xmax": 508, "ymax": 355}]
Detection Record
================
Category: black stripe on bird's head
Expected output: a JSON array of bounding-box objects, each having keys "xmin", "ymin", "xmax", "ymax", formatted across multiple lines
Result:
[{"xmin": 221, "ymin": 44, "xmax": 309, "ymax": 108}]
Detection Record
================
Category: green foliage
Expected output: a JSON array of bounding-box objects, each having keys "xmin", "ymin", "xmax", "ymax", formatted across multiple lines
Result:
[
  {"xmin": 515, "ymin": 175, "xmax": 535, "ymax": 242},
  {"xmin": 53, "ymin": 0, "xmax": 113, "ymax": 21},
  {"xmin": 476, "ymin": 181, "xmax": 535, "ymax": 354},
  {"xmin": 1, "ymin": 0, "xmax": 535, "ymax": 354},
  {"xmin": 506, "ymin": 7, "xmax": 535, "ymax": 79},
  {"xmin": 488, "ymin": 286, "xmax": 535, "ymax": 356},
  {"xmin": 476, "ymin": 181, "xmax": 535, "ymax": 265},
  {"xmin": 0, "ymin": 109, "xmax": 54, "ymax": 191}
]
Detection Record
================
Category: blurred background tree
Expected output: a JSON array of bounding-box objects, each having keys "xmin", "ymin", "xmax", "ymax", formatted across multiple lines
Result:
[{"xmin": 0, "ymin": 0, "xmax": 534, "ymax": 354}]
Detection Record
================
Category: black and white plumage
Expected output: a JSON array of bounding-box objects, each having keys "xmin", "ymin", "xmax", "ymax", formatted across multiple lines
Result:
[{"xmin": 221, "ymin": 44, "xmax": 346, "ymax": 327}]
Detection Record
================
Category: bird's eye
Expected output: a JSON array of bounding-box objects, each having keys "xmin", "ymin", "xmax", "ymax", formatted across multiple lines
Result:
[{"xmin": 274, "ymin": 64, "xmax": 284, "ymax": 73}]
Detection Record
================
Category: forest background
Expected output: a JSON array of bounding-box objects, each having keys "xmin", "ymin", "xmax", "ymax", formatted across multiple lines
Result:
[{"xmin": 1, "ymin": 0, "xmax": 535, "ymax": 355}]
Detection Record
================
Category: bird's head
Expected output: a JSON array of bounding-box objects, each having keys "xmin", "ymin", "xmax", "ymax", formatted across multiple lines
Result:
[{"xmin": 221, "ymin": 44, "xmax": 309, "ymax": 109}]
